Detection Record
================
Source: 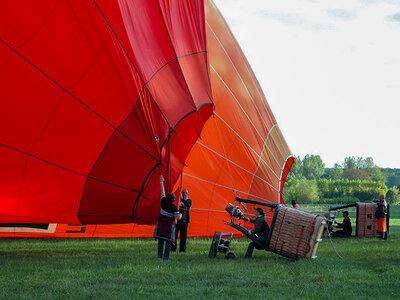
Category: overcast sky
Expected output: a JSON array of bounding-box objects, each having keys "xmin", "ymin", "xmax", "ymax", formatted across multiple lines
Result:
[{"xmin": 214, "ymin": 0, "xmax": 400, "ymax": 168}]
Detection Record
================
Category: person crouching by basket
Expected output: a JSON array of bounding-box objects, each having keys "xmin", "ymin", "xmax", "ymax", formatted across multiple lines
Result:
[
  {"xmin": 154, "ymin": 175, "xmax": 182, "ymax": 260},
  {"xmin": 244, "ymin": 207, "xmax": 270, "ymax": 258},
  {"xmin": 331, "ymin": 211, "xmax": 352, "ymax": 237},
  {"xmin": 375, "ymin": 194, "xmax": 388, "ymax": 240}
]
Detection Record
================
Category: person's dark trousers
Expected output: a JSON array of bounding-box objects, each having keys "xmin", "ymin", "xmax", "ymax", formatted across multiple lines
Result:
[
  {"xmin": 245, "ymin": 236, "xmax": 266, "ymax": 258},
  {"xmin": 379, "ymin": 231, "xmax": 388, "ymax": 240},
  {"xmin": 330, "ymin": 230, "xmax": 351, "ymax": 238},
  {"xmin": 171, "ymin": 222, "xmax": 188, "ymax": 252},
  {"xmin": 158, "ymin": 239, "xmax": 172, "ymax": 260}
]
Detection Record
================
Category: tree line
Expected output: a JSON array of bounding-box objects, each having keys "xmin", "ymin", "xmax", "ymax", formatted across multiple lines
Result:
[{"xmin": 284, "ymin": 155, "xmax": 400, "ymax": 205}]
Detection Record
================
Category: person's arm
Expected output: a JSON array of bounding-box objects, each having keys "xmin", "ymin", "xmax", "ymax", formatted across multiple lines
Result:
[
  {"xmin": 181, "ymin": 198, "xmax": 192, "ymax": 208},
  {"xmin": 160, "ymin": 175, "xmax": 165, "ymax": 198},
  {"xmin": 243, "ymin": 216, "xmax": 255, "ymax": 223},
  {"xmin": 173, "ymin": 206, "xmax": 182, "ymax": 222}
]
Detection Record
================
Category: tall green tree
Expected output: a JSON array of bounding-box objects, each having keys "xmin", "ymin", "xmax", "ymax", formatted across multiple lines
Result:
[
  {"xmin": 331, "ymin": 163, "xmax": 343, "ymax": 180},
  {"xmin": 302, "ymin": 154, "xmax": 325, "ymax": 180},
  {"xmin": 369, "ymin": 166, "xmax": 386, "ymax": 183},
  {"xmin": 343, "ymin": 156, "xmax": 357, "ymax": 169}
]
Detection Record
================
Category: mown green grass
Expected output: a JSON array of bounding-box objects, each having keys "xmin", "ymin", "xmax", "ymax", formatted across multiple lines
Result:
[{"xmin": 1, "ymin": 205, "xmax": 399, "ymax": 299}]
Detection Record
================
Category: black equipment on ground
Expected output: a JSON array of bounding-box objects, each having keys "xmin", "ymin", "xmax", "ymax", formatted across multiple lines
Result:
[{"xmin": 209, "ymin": 231, "xmax": 235, "ymax": 259}]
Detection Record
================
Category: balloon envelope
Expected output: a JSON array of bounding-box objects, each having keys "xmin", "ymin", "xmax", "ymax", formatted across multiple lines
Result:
[{"xmin": 0, "ymin": 0, "xmax": 294, "ymax": 237}]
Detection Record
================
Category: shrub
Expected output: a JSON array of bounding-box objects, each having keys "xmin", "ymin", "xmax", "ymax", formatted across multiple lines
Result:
[
  {"xmin": 285, "ymin": 178, "xmax": 319, "ymax": 203},
  {"xmin": 318, "ymin": 196, "xmax": 360, "ymax": 205},
  {"xmin": 386, "ymin": 187, "xmax": 400, "ymax": 205}
]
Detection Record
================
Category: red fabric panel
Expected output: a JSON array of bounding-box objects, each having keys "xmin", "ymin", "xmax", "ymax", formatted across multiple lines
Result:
[
  {"xmin": 158, "ymin": 0, "xmax": 206, "ymax": 56},
  {"xmin": 145, "ymin": 59, "xmax": 197, "ymax": 127},
  {"xmin": 0, "ymin": 53, "xmax": 65, "ymax": 153},
  {"xmin": 117, "ymin": 0, "xmax": 177, "ymax": 81},
  {"xmin": 0, "ymin": 0, "xmax": 212, "ymax": 225},
  {"xmin": 0, "ymin": 147, "xmax": 26, "ymax": 217},
  {"xmin": 79, "ymin": 178, "xmax": 138, "ymax": 224},
  {"xmin": 118, "ymin": 90, "xmax": 169, "ymax": 159},
  {"xmin": 16, "ymin": 158, "xmax": 84, "ymax": 224},
  {"xmin": 178, "ymin": 53, "xmax": 213, "ymax": 107},
  {"xmin": 83, "ymin": 130, "xmax": 156, "ymax": 192},
  {"xmin": 30, "ymin": 96, "xmax": 115, "ymax": 175}
]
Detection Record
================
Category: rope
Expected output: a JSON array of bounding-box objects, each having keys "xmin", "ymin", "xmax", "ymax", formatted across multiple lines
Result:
[{"xmin": 325, "ymin": 223, "xmax": 343, "ymax": 259}]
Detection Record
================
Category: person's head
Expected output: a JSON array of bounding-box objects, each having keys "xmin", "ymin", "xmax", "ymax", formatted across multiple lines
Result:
[
  {"xmin": 254, "ymin": 207, "xmax": 264, "ymax": 217},
  {"xmin": 379, "ymin": 194, "xmax": 385, "ymax": 201},
  {"xmin": 166, "ymin": 192, "xmax": 175, "ymax": 204},
  {"xmin": 181, "ymin": 189, "xmax": 188, "ymax": 198},
  {"xmin": 291, "ymin": 200, "xmax": 296, "ymax": 206},
  {"xmin": 342, "ymin": 211, "xmax": 349, "ymax": 218}
]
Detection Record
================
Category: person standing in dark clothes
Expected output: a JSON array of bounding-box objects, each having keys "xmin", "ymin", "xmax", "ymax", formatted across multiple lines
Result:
[
  {"xmin": 332, "ymin": 211, "xmax": 352, "ymax": 237},
  {"xmin": 153, "ymin": 175, "xmax": 181, "ymax": 260},
  {"xmin": 172, "ymin": 189, "xmax": 192, "ymax": 252},
  {"xmin": 375, "ymin": 194, "xmax": 388, "ymax": 240},
  {"xmin": 244, "ymin": 207, "xmax": 270, "ymax": 258}
]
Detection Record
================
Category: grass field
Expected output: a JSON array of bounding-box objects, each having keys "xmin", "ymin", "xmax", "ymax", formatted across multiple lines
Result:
[{"xmin": 1, "ymin": 204, "xmax": 399, "ymax": 299}]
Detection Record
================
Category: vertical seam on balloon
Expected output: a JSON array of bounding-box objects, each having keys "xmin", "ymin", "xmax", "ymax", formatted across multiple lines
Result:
[
  {"xmin": 76, "ymin": 128, "xmax": 145, "ymax": 223},
  {"xmin": 91, "ymin": 0, "xmax": 173, "ymax": 131},
  {"xmin": 0, "ymin": 38, "xmax": 160, "ymax": 163},
  {"xmin": 154, "ymin": 0, "xmax": 205, "ymax": 143},
  {"xmin": 131, "ymin": 161, "xmax": 164, "ymax": 222},
  {"xmin": 182, "ymin": 172, "xmax": 275, "ymax": 203},
  {"xmin": 213, "ymin": 113, "xmax": 281, "ymax": 181},
  {"xmin": 155, "ymin": 0, "xmax": 202, "ymax": 112},
  {"xmin": 213, "ymin": 108, "xmax": 238, "ymax": 193},
  {"xmin": 205, "ymin": 5, "xmax": 277, "ymax": 127},
  {"xmin": 14, "ymin": 93, "xmax": 65, "ymax": 217},
  {"xmin": 273, "ymin": 126, "xmax": 290, "ymax": 159},
  {"xmin": 193, "ymin": 0, "xmax": 214, "ymax": 103},
  {"xmin": 210, "ymin": 65, "xmax": 282, "ymax": 168},
  {"xmin": 91, "ymin": 0, "xmax": 208, "ymax": 221},
  {"xmin": 14, "ymin": 0, "xmax": 63, "ymax": 50},
  {"xmin": 196, "ymin": 141, "xmax": 280, "ymax": 193},
  {"xmin": 217, "ymin": 26, "xmax": 285, "ymax": 162},
  {"xmin": 206, "ymin": 21, "xmax": 287, "ymax": 162},
  {"xmin": 0, "ymin": 51, "xmax": 12, "ymax": 76},
  {"xmin": 247, "ymin": 125, "xmax": 285, "ymax": 199}
]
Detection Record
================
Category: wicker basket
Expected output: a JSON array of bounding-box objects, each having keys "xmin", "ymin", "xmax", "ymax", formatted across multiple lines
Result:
[
  {"xmin": 356, "ymin": 203, "xmax": 379, "ymax": 237},
  {"xmin": 268, "ymin": 207, "xmax": 325, "ymax": 259}
]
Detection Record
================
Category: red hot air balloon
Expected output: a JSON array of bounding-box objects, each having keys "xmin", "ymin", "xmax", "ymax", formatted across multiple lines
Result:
[{"xmin": 0, "ymin": 0, "xmax": 294, "ymax": 238}]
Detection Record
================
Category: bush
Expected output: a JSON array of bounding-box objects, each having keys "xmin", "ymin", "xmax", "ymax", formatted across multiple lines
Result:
[
  {"xmin": 386, "ymin": 187, "xmax": 400, "ymax": 205},
  {"xmin": 318, "ymin": 196, "xmax": 360, "ymax": 205},
  {"xmin": 285, "ymin": 178, "xmax": 319, "ymax": 203}
]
